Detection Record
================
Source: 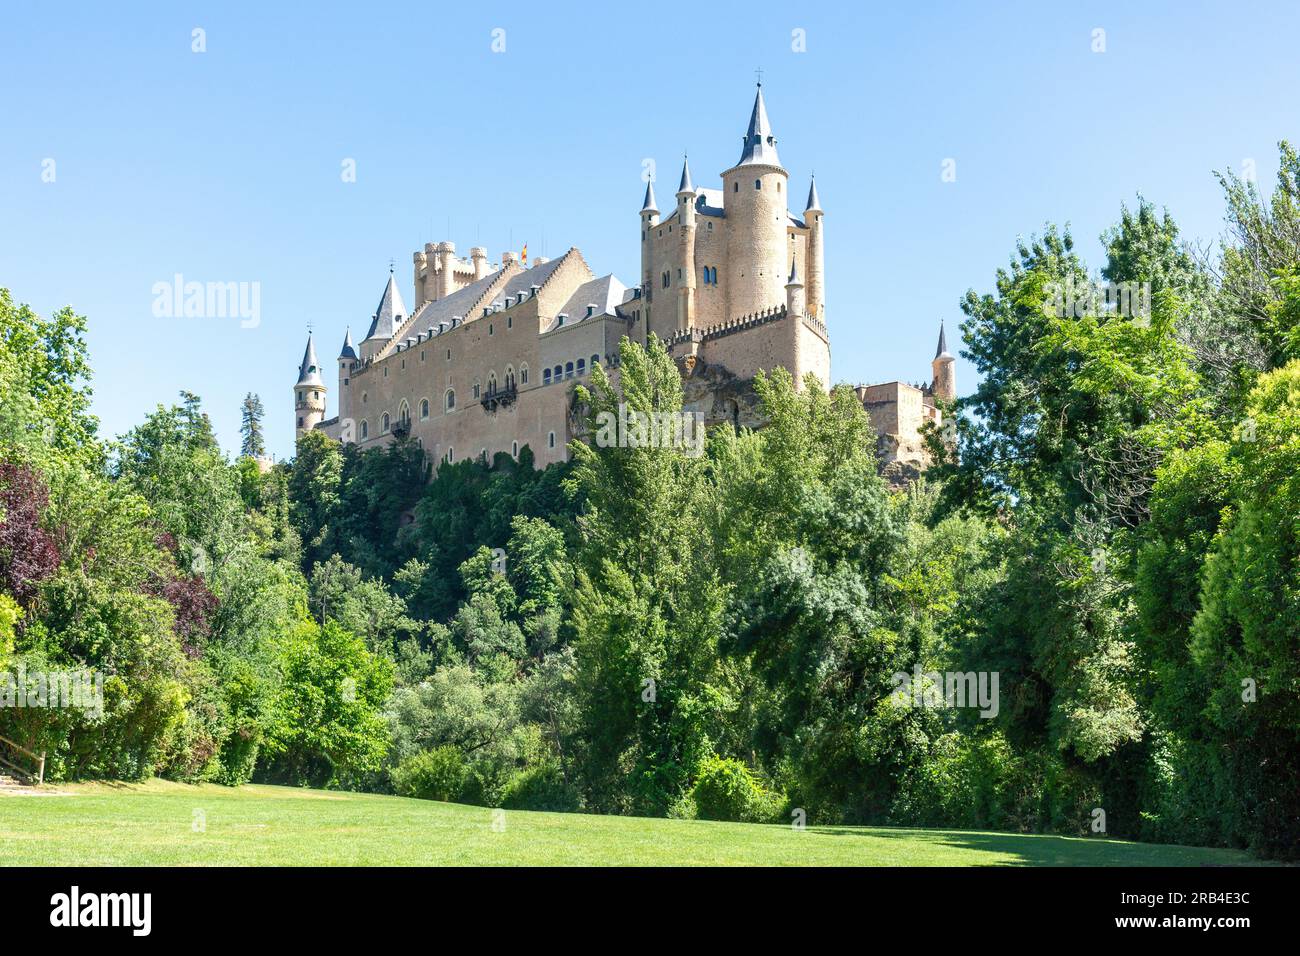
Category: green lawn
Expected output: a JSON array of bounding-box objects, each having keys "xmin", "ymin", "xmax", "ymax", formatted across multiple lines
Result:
[{"xmin": 0, "ymin": 780, "xmax": 1262, "ymax": 866}]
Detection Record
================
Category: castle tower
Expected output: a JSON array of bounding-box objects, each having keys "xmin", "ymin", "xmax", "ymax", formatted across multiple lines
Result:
[
  {"xmin": 931, "ymin": 320, "xmax": 956, "ymax": 402},
  {"xmin": 676, "ymin": 155, "xmax": 697, "ymax": 335},
  {"xmin": 359, "ymin": 271, "xmax": 406, "ymax": 362},
  {"xmin": 785, "ymin": 258, "xmax": 806, "ymax": 387},
  {"xmin": 639, "ymin": 178, "xmax": 659, "ymax": 307},
  {"xmin": 471, "ymin": 246, "xmax": 489, "ymax": 281},
  {"xmin": 338, "ymin": 327, "xmax": 358, "ymax": 440},
  {"xmin": 294, "ymin": 333, "xmax": 326, "ymax": 439},
  {"xmin": 436, "ymin": 241, "xmax": 457, "ymax": 300},
  {"xmin": 804, "ymin": 177, "xmax": 825, "ymax": 319},
  {"xmin": 722, "ymin": 84, "xmax": 790, "ymax": 321},
  {"xmin": 413, "ymin": 250, "xmax": 428, "ymax": 305}
]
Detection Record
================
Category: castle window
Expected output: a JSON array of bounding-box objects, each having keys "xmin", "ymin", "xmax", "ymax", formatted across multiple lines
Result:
[
  {"xmin": 734, "ymin": 182, "xmax": 738, "ymax": 192},
  {"xmin": 507, "ymin": 316, "xmax": 513, "ymax": 329},
  {"xmin": 554, "ymin": 365, "xmax": 562, "ymax": 380},
  {"xmin": 711, "ymin": 267, "xmax": 718, "ymax": 284},
  {"xmin": 343, "ymin": 377, "xmax": 349, "ymax": 386},
  {"xmin": 777, "ymin": 181, "xmax": 781, "ymax": 192},
  {"xmin": 420, "ymin": 398, "xmax": 429, "ymax": 419},
  {"xmin": 382, "ymin": 413, "xmax": 390, "ymax": 433},
  {"xmin": 591, "ymin": 354, "xmax": 599, "ymax": 367},
  {"xmin": 420, "ymin": 350, "xmax": 426, "ymax": 362},
  {"xmin": 488, "ymin": 372, "xmax": 497, "ymax": 394},
  {"xmin": 543, "ymin": 368, "xmax": 552, "ymax": 385},
  {"xmin": 361, "ymin": 420, "xmax": 368, "ymax": 439},
  {"xmin": 445, "ymin": 447, "xmax": 454, "ymax": 463},
  {"xmin": 445, "ymin": 389, "xmax": 455, "ymax": 412},
  {"xmin": 401, "ymin": 359, "xmax": 406, "ymax": 370},
  {"xmin": 577, "ymin": 358, "xmax": 585, "ymax": 374},
  {"xmin": 314, "ymin": 391, "xmax": 320, "ymax": 401},
  {"xmin": 755, "ymin": 179, "xmax": 761, "ymax": 190},
  {"xmin": 512, "ymin": 441, "xmax": 518, "ymax": 457},
  {"xmin": 480, "ymin": 449, "xmax": 487, "ymax": 462},
  {"xmin": 399, "ymin": 401, "xmax": 410, "ymax": 425},
  {"xmin": 297, "ymin": 391, "xmax": 303, "ymax": 403},
  {"xmin": 362, "ymin": 392, "xmax": 368, "ymax": 404},
  {"xmin": 505, "ymin": 365, "xmax": 515, "ymax": 388},
  {"xmin": 564, "ymin": 362, "xmax": 574, "ymax": 379},
  {"xmin": 297, "ymin": 416, "xmax": 304, "ymax": 427},
  {"xmin": 548, "ymin": 431, "xmax": 556, "ymax": 449},
  {"xmin": 384, "ymin": 367, "xmax": 389, "ymax": 378},
  {"xmin": 489, "ymin": 324, "xmax": 494, "ymax": 335},
  {"xmin": 447, "ymin": 349, "xmax": 451, "ymax": 361},
  {"xmin": 520, "ymin": 364, "xmax": 529, "ymax": 384}
]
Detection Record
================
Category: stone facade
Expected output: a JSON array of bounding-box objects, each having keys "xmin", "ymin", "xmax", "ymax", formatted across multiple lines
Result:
[{"xmin": 292, "ymin": 85, "xmax": 954, "ymax": 478}]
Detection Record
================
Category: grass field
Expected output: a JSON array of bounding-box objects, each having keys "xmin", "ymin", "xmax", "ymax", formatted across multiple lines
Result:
[{"xmin": 0, "ymin": 780, "xmax": 1263, "ymax": 866}]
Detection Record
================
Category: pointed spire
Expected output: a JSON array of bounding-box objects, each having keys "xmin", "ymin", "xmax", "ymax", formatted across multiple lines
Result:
[
  {"xmin": 805, "ymin": 175, "xmax": 822, "ymax": 213},
  {"xmin": 935, "ymin": 320, "xmax": 953, "ymax": 360},
  {"xmin": 677, "ymin": 154, "xmax": 694, "ymax": 195},
  {"xmin": 786, "ymin": 257, "xmax": 801, "ymax": 286},
  {"xmin": 364, "ymin": 273, "xmax": 408, "ymax": 342},
  {"xmin": 339, "ymin": 326, "xmax": 358, "ymax": 361},
  {"xmin": 297, "ymin": 333, "xmax": 324, "ymax": 386},
  {"xmin": 735, "ymin": 83, "xmax": 782, "ymax": 168},
  {"xmin": 641, "ymin": 178, "xmax": 658, "ymax": 213}
]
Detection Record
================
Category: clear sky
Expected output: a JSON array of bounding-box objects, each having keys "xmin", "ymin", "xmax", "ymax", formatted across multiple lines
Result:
[{"xmin": 2, "ymin": 0, "xmax": 1297, "ymax": 461}]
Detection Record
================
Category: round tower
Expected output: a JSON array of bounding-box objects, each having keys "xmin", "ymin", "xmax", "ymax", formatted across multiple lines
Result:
[
  {"xmin": 639, "ymin": 178, "xmax": 659, "ymax": 303},
  {"xmin": 804, "ymin": 176, "xmax": 825, "ymax": 319},
  {"xmin": 413, "ymin": 250, "xmax": 428, "ymax": 305},
  {"xmin": 471, "ymin": 246, "xmax": 489, "ymax": 281},
  {"xmin": 676, "ymin": 156, "xmax": 697, "ymax": 334},
  {"xmin": 337, "ymin": 328, "xmax": 358, "ymax": 441},
  {"xmin": 931, "ymin": 321, "xmax": 956, "ymax": 403},
  {"xmin": 722, "ymin": 84, "xmax": 790, "ymax": 321},
  {"xmin": 437, "ymin": 241, "xmax": 457, "ymax": 299},
  {"xmin": 294, "ymin": 333, "xmax": 326, "ymax": 440}
]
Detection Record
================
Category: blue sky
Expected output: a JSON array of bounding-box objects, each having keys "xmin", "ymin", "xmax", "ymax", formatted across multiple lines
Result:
[{"xmin": 2, "ymin": 0, "xmax": 1296, "ymax": 461}]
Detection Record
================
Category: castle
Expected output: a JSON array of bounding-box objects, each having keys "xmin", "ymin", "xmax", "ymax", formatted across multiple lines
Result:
[{"xmin": 293, "ymin": 85, "xmax": 955, "ymax": 474}]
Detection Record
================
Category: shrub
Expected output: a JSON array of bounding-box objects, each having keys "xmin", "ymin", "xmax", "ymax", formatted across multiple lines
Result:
[
  {"xmin": 391, "ymin": 746, "xmax": 467, "ymax": 802},
  {"xmin": 501, "ymin": 761, "xmax": 581, "ymax": 812},
  {"xmin": 692, "ymin": 755, "xmax": 781, "ymax": 823}
]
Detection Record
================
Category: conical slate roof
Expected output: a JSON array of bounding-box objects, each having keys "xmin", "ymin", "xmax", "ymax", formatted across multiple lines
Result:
[
  {"xmin": 364, "ymin": 273, "xmax": 407, "ymax": 342},
  {"xmin": 735, "ymin": 84, "xmax": 782, "ymax": 168},
  {"xmin": 677, "ymin": 155, "xmax": 694, "ymax": 194},
  {"xmin": 641, "ymin": 179, "xmax": 658, "ymax": 213},
  {"xmin": 297, "ymin": 334, "xmax": 324, "ymax": 387},
  {"xmin": 339, "ymin": 327, "xmax": 358, "ymax": 361},
  {"xmin": 805, "ymin": 176, "xmax": 822, "ymax": 213},
  {"xmin": 787, "ymin": 257, "xmax": 801, "ymax": 286},
  {"xmin": 935, "ymin": 321, "xmax": 954, "ymax": 360}
]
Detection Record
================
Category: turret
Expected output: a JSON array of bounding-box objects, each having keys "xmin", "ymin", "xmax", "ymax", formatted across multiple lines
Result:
[
  {"xmin": 294, "ymin": 333, "xmax": 326, "ymax": 439},
  {"xmin": 804, "ymin": 176, "xmax": 825, "ymax": 319},
  {"xmin": 337, "ymin": 328, "xmax": 357, "ymax": 439},
  {"xmin": 785, "ymin": 257, "xmax": 805, "ymax": 317},
  {"xmin": 471, "ymin": 246, "xmax": 489, "ymax": 281},
  {"xmin": 676, "ymin": 155, "xmax": 697, "ymax": 334},
  {"xmin": 931, "ymin": 320, "xmax": 956, "ymax": 403},
  {"xmin": 413, "ymin": 250, "xmax": 428, "ymax": 305},
  {"xmin": 359, "ymin": 271, "xmax": 407, "ymax": 362},
  {"xmin": 722, "ymin": 84, "xmax": 790, "ymax": 321},
  {"xmin": 785, "ymin": 258, "xmax": 806, "ymax": 390},
  {"xmin": 640, "ymin": 178, "xmax": 659, "ymax": 304},
  {"xmin": 436, "ymin": 241, "xmax": 457, "ymax": 300}
]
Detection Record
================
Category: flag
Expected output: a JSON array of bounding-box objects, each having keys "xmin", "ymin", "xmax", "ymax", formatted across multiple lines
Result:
[{"xmin": 521, "ymin": 243, "xmax": 528, "ymax": 265}]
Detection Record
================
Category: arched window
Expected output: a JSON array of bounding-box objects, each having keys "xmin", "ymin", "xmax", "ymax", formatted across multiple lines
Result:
[
  {"xmin": 360, "ymin": 420, "xmax": 368, "ymax": 439},
  {"xmin": 445, "ymin": 447, "xmax": 454, "ymax": 463},
  {"xmin": 591, "ymin": 354, "xmax": 600, "ymax": 368},
  {"xmin": 505, "ymin": 365, "xmax": 515, "ymax": 388},
  {"xmin": 473, "ymin": 379, "xmax": 481, "ymax": 400},
  {"xmin": 511, "ymin": 440, "xmax": 519, "ymax": 457},
  {"xmin": 362, "ymin": 392, "xmax": 368, "ymax": 404},
  {"xmin": 755, "ymin": 179, "xmax": 761, "ymax": 190},
  {"xmin": 398, "ymin": 400, "xmax": 410, "ymax": 425},
  {"xmin": 733, "ymin": 181, "xmax": 738, "ymax": 192},
  {"xmin": 548, "ymin": 431, "xmax": 556, "ymax": 449},
  {"xmin": 520, "ymin": 364, "xmax": 529, "ymax": 384},
  {"xmin": 543, "ymin": 368, "xmax": 552, "ymax": 385},
  {"xmin": 297, "ymin": 416, "xmax": 304, "ymax": 428},
  {"xmin": 564, "ymin": 361, "xmax": 574, "ymax": 379},
  {"xmin": 445, "ymin": 389, "xmax": 455, "ymax": 412},
  {"xmin": 297, "ymin": 391, "xmax": 304, "ymax": 403},
  {"xmin": 710, "ymin": 267, "xmax": 718, "ymax": 284},
  {"xmin": 381, "ymin": 412, "xmax": 390, "ymax": 433},
  {"xmin": 480, "ymin": 448, "xmax": 487, "ymax": 462},
  {"xmin": 420, "ymin": 398, "xmax": 430, "ymax": 420},
  {"xmin": 487, "ymin": 372, "xmax": 497, "ymax": 394}
]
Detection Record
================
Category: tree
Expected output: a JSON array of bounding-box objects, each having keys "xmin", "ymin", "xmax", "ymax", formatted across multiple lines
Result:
[{"xmin": 240, "ymin": 393, "xmax": 266, "ymax": 459}]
